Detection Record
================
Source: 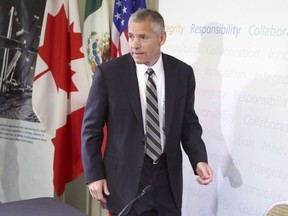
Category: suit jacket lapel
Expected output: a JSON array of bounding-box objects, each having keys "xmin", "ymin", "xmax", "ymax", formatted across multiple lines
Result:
[
  {"xmin": 163, "ymin": 54, "xmax": 178, "ymax": 137},
  {"xmin": 118, "ymin": 53, "xmax": 178, "ymax": 138},
  {"xmin": 119, "ymin": 54, "xmax": 144, "ymax": 134}
]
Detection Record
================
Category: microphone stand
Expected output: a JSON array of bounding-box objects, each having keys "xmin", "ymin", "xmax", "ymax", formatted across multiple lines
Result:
[{"xmin": 117, "ymin": 185, "xmax": 153, "ymax": 216}]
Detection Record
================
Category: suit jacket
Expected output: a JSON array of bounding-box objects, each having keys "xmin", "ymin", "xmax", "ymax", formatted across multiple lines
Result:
[{"xmin": 81, "ymin": 53, "xmax": 208, "ymax": 213}]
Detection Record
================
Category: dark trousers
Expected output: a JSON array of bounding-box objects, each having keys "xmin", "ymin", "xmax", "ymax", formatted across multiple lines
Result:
[{"xmin": 114, "ymin": 154, "xmax": 181, "ymax": 216}]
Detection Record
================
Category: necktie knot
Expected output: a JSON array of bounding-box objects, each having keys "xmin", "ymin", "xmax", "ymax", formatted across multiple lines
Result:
[{"xmin": 147, "ymin": 68, "xmax": 154, "ymax": 77}]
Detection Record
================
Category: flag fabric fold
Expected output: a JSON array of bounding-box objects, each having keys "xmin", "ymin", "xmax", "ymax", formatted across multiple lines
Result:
[
  {"xmin": 83, "ymin": 0, "xmax": 111, "ymax": 75},
  {"xmin": 82, "ymin": 0, "xmax": 110, "ymax": 160},
  {"xmin": 111, "ymin": 0, "xmax": 146, "ymax": 59},
  {"xmin": 32, "ymin": 0, "xmax": 90, "ymax": 196}
]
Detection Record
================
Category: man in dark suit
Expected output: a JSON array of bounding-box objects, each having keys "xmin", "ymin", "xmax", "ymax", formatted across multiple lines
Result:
[{"xmin": 81, "ymin": 9, "xmax": 213, "ymax": 216}]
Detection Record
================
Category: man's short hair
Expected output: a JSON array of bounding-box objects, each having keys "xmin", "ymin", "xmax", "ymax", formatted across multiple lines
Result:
[{"xmin": 128, "ymin": 9, "xmax": 165, "ymax": 34}]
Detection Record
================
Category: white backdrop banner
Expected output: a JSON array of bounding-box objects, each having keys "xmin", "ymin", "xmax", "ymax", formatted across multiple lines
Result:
[
  {"xmin": 0, "ymin": 0, "xmax": 53, "ymax": 202},
  {"xmin": 160, "ymin": 1, "xmax": 288, "ymax": 215}
]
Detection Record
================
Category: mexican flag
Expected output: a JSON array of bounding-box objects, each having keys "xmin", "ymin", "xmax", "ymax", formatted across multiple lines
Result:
[
  {"xmin": 32, "ymin": 0, "xmax": 90, "ymax": 196},
  {"xmin": 82, "ymin": 0, "xmax": 110, "ymax": 76}
]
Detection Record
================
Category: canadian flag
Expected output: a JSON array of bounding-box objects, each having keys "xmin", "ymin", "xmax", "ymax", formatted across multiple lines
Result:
[{"xmin": 32, "ymin": 0, "xmax": 90, "ymax": 196}]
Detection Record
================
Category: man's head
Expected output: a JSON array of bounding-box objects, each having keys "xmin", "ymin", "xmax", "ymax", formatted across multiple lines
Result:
[{"xmin": 128, "ymin": 9, "xmax": 166, "ymax": 66}]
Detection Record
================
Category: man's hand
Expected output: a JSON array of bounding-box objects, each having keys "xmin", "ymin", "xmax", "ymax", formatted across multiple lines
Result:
[
  {"xmin": 88, "ymin": 179, "xmax": 110, "ymax": 203},
  {"xmin": 196, "ymin": 162, "xmax": 213, "ymax": 185}
]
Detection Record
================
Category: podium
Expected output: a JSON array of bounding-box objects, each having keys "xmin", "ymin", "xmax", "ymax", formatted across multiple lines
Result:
[{"xmin": 0, "ymin": 197, "xmax": 87, "ymax": 216}]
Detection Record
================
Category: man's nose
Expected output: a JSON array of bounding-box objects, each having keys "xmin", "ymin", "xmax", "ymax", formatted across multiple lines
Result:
[{"xmin": 131, "ymin": 38, "xmax": 140, "ymax": 49}]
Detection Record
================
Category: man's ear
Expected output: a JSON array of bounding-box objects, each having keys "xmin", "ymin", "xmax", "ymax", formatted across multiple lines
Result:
[{"xmin": 160, "ymin": 31, "xmax": 167, "ymax": 46}]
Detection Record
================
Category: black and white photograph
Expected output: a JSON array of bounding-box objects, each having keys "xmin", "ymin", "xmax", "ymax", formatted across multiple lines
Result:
[{"xmin": 0, "ymin": 0, "xmax": 46, "ymax": 122}]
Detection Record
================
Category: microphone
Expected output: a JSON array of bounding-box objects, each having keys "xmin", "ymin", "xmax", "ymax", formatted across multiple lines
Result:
[{"xmin": 117, "ymin": 185, "xmax": 153, "ymax": 216}]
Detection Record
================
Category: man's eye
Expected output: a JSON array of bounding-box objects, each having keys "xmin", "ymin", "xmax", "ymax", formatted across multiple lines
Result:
[{"xmin": 141, "ymin": 36, "xmax": 149, "ymax": 40}]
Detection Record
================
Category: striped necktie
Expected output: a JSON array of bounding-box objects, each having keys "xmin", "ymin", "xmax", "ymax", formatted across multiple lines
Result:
[{"xmin": 146, "ymin": 68, "xmax": 162, "ymax": 161}]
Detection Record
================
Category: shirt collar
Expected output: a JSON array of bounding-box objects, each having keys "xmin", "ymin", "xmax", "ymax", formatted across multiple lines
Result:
[{"xmin": 136, "ymin": 54, "xmax": 163, "ymax": 79}]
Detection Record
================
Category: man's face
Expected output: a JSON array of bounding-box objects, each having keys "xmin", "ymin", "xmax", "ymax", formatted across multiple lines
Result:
[{"xmin": 128, "ymin": 19, "xmax": 166, "ymax": 67}]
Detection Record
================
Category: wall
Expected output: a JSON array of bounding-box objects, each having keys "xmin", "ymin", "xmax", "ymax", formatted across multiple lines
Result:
[{"xmin": 160, "ymin": 0, "xmax": 288, "ymax": 215}]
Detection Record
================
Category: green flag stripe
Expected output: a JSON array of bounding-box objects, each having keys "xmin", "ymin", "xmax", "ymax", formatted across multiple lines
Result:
[{"xmin": 84, "ymin": 0, "xmax": 103, "ymax": 20}]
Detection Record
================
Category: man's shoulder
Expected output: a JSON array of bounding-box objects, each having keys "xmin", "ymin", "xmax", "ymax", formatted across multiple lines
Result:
[
  {"xmin": 100, "ymin": 53, "xmax": 133, "ymax": 69},
  {"xmin": 162, "ymin": 53, "xmax": 191, "ymax": 69}
]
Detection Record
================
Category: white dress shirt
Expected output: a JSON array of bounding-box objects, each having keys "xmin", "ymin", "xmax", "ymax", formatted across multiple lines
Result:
[{"xmin": 136, "ymin": 55, "xmax": 166, "ymax": 152}]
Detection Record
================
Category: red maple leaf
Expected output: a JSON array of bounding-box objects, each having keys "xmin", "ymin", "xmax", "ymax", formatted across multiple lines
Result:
[{"xmin": 35, "ymin": 5, "xmax": 84, "ymax": 98}]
